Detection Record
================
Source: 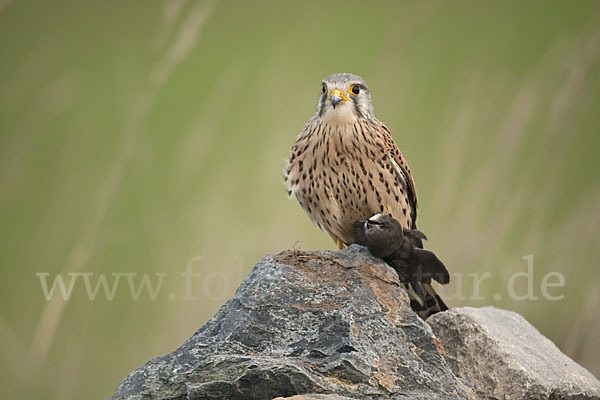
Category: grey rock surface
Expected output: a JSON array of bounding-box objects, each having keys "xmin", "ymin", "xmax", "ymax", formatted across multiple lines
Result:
[
  {"xmin": 273, "ymin": 395, "xmax": 359, "ymax": 400},
  {"xmin": 111, "ymin": 245, "xmax": 474, "ymax": 400},
  {"xmin": 428, "ymin": 307, "xmax": 600, "ymax": 400}
]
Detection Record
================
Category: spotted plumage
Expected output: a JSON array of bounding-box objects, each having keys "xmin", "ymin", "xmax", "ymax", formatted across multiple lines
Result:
[
  {"xmin": 284, "ymin": 73, "xmax": 446, "ymax": 318},
  {"xmin": 284, "ymin": 73, "xmax": 417, "ymax": 244}
]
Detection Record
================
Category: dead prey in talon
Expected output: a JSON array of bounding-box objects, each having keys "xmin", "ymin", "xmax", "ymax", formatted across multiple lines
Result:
[
  {"xmin": 284, "ymin": 73, "xmax": 449, "ymax": 319},
  {"xmin": 353, "ymin": 214, "xmax": 450, "ymax": 285}
]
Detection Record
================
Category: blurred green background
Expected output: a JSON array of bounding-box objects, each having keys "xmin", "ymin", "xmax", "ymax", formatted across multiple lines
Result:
[{"xmin": 1, "ymin": 0, "xmax": 599, "ymax": 398}]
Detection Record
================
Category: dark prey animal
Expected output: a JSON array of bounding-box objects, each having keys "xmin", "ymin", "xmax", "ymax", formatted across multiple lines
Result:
[{"xmin": 353, "ymin": 214, "xmax": 449, "ymax": 318}]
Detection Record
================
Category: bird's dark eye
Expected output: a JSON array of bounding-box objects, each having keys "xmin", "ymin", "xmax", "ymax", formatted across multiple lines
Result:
[
  {"xmin": 350, "ymin": 84, "xmax": 360, "ymax": 95},
  {"xmin": 321, "ymin": 85, "xmax": 326, "ymax": 94}
]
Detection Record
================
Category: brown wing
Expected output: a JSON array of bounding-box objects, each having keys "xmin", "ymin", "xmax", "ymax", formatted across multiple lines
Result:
[{"xmin": 380, "ymin": 123, "xmax": 419, "ymax": 228}]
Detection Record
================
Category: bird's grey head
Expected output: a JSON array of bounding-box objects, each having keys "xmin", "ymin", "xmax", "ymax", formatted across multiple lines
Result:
[{"xmin": 316, "ymin": 73, "xmax": 375, "ymax": 123}]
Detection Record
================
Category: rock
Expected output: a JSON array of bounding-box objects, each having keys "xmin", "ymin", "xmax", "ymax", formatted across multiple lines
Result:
[
  {"xmin": 111, "ymin": 245, "xmax": 474, "ymax": 400},
  {"xmin": 428, "ymin": 307, "xmax": 600, "ymax": 400},
  {"xmin": 273, "ymin": 395, "xmax": 358, "ymax": 400}
]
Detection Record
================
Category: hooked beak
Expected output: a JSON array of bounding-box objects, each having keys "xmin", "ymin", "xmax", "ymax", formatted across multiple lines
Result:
[{"xmin": 330, "ymin": 89, "xmax": 348, "ymax": 109}]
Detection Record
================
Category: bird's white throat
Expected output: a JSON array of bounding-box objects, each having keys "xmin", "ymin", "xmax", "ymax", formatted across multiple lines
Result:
[{"xmin": 321, "ymin": 104, "xmax": 358, "ymax": 126}]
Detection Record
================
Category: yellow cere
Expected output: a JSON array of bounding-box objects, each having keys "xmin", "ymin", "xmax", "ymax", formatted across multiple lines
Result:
[{"xmin": 330, "ymin": 89, "xmax": 350, "ymax": 102}]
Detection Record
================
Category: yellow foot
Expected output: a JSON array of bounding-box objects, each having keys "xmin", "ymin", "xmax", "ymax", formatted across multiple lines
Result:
[{"xmin": 337, "ymin": 238, "xmax": 345, "ymax": 250}]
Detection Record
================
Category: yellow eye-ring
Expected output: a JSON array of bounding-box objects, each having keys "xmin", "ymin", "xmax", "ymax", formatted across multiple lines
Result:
[{"xmin": 349, "ymin": 84, "xmax": 360, "ymax": 95}]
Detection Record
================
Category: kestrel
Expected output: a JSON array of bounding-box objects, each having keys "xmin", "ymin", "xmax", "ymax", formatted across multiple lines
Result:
[{"xmin": 284, "ymin": 73, "xmax": 447, "ymax": 318}]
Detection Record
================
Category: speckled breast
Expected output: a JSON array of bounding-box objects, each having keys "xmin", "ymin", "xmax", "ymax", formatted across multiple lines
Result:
[{"xmin": 285, "ymin": 119, "xmax": 413, "ymax": 244}]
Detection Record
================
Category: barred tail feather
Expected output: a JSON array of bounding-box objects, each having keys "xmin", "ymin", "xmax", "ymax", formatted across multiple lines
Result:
[{"xmin": 404, "ymin": 282, "xmax": 448, "ymax": 319}]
